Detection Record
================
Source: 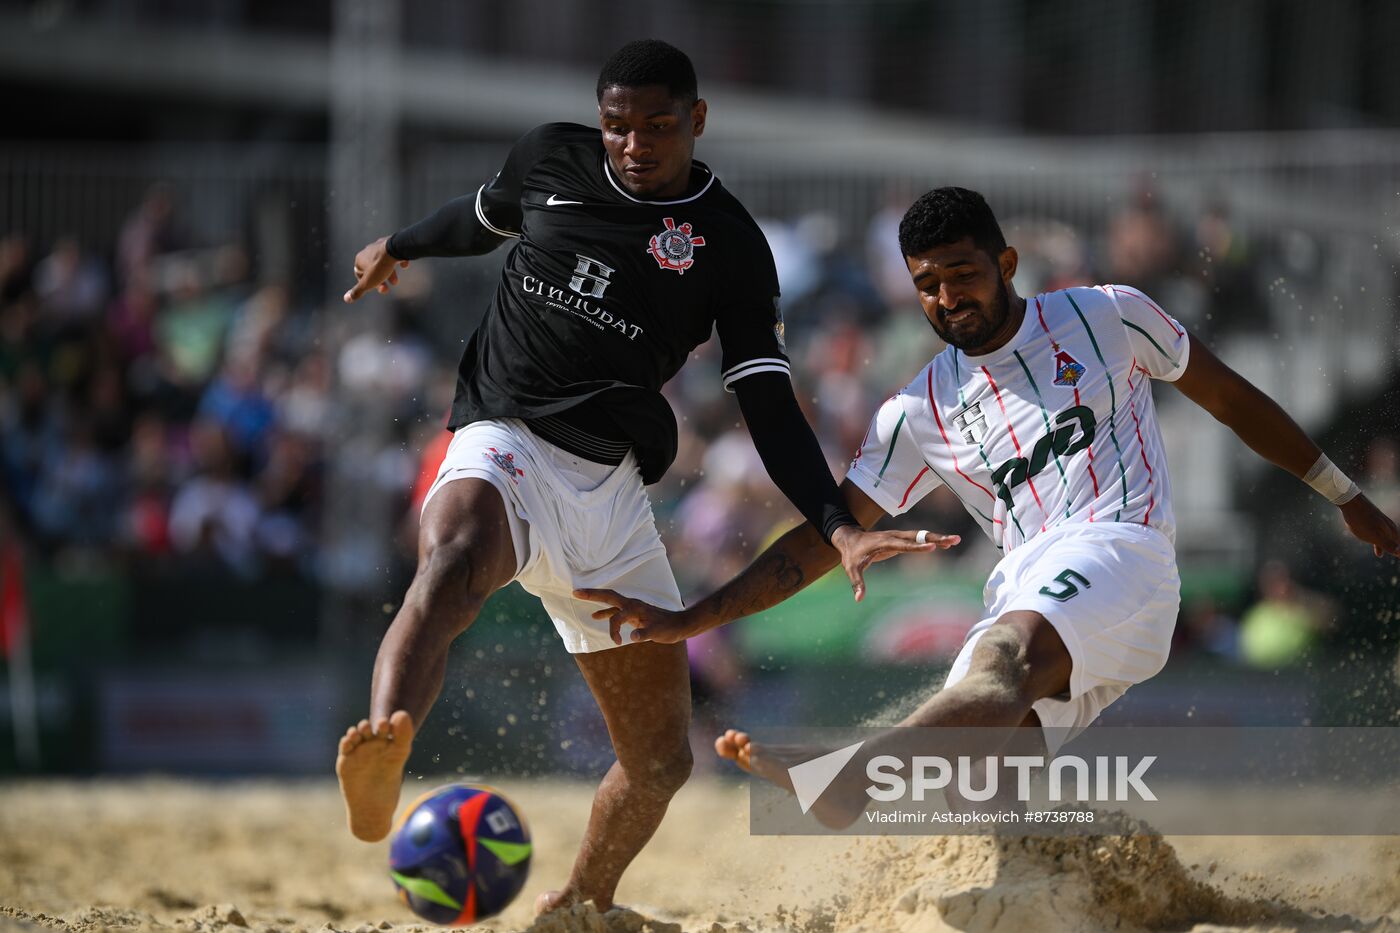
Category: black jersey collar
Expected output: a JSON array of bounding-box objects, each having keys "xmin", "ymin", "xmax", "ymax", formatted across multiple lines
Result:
[{"xmin": 601, "ymin": 155, "xmax": 717, "ymax": 205}]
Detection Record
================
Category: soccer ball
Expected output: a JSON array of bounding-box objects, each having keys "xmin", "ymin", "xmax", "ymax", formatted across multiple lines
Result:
[{"xmin": 388, "ymin": 784, "xmax": 532, "ymax": 925}]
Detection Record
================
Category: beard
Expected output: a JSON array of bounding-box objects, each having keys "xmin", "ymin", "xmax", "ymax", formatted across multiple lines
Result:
[{"xmin": 928, "ymin": 276, "xmax": 1012, "ymax": 352}]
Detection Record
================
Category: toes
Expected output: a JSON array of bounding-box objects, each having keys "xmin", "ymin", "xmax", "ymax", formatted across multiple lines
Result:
[
  {"xmin": 371, "ymin": 716, "xmax": 391, "ymax": 738},
  {"xmin": 535, "ymin": 890, "xmax": 567, "ymax": 916},
  {"xmin": 388, "ymin": 709, "xmax": 414, "ymax": 738},
  {"xmin": 338, "ymin": 732, "xmax": 360, "ymax": 756},
  {"xmin": 356, "ymin": 719, "xmax": 374, "ymax": 740}
]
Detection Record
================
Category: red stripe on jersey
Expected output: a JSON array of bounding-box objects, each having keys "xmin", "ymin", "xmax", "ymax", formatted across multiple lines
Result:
[
  {"xmin": 1110, "ymin": 285, "xmax": 1183, "ymax": 337},
  {"xmin": 852, "ymin": 392, "xmax": 895, "ymax": 465},
  {"xmin": 898, "ymin": 466, "xmax": 930, "ymax": 509},
  {"xmin": 928, "ymin": 368, "xmax": 996, "ymax": 501},
  {"xmin": 1034, "ymin": 296, "xmax": 1060, "ymax": 350},
  {"xmin": 1073, "ymin": 386, "xmax": 1100, "ymax": 521},
  {"xmin": 1127, "ymin": 388, "xmax": 1156, "ymax": 525},
  {"xmin": 981, "ymin": 366, "xmax": 1047, "ymax": 531}
]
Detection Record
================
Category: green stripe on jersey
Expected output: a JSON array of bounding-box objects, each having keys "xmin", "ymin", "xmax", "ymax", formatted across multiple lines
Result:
[
  {"xmin": 924, "ymin": 460, "xmax": 1001, "ymax": 550},
  {"xmin": 953, "ymin": 349, "xmax": 1025, "ymax": 539},
  {"xmin": 1066, "ymin": 292, "xmax": 1129, "ymax": 520},
  {"xmin": 875, "ymin": 410, "xmax": 907, "ymax": 486},
  {"xmin": 1120, "ymin": 318, "xmax": 1180, "ymax": 368},
  {"xmin": 1012, "ymin": 349, "xmax": 1073, "ymax": 519}
]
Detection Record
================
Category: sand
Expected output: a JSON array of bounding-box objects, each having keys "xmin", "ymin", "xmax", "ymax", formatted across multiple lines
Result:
[{"xmin": 1, "ymin": 777, "xmax": 1396, "ymax": 933}]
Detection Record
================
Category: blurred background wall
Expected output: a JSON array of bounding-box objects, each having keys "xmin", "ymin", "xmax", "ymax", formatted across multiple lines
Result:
[{"xmin": 1, "ymin": 0, "xmax": 1397, "ymax": 777}]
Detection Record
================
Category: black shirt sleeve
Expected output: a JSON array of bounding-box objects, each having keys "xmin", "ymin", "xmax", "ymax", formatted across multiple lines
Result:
[
  {"xmin": 733, "ymin": 372, "xmax": 859, "ymax": 544},
  {"xmin": 386, "ymin": 123, "xmax": 573, "ymax": 260},
  {"xmin": 713, "ymin": 228, "xmax": 791, "ymax": 392}
]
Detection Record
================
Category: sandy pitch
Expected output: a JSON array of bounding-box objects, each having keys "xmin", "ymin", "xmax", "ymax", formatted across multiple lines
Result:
[{"xmin": 0, "ymin": 777, "xmax": 1396, "ymax": 933}]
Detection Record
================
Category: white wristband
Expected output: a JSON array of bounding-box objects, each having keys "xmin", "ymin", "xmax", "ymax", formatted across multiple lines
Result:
[{"xmin": 1304, "ymin": 454, "xmax": 1360, "ymax": 505}]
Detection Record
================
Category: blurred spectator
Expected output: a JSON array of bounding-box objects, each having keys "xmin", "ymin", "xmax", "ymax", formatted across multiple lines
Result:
[
  {"xmin": 199, "ymin": 352, "xmax": 276, "ymax": 461},
  {"xmin": 1104, "ymin": 179, "xmax": 1179, "ymax": 297},
  {"xmin": 1178, "ymin": 594, "xmax": 1241, "ymax": 661},
  {"xmin": 117, "ymin": 184, "xmax": 179, "ymax": 283},
  {"xmin": 168, "ymin": 419, "xmax": 260, "ymax": 577},
  {"xmin": 34, "ymin": 236, "xmax": 108, "ymax": 325},
  {"xmin": 1238, "ymin": 560, "xmax": 1335, "ymax": 669},
  {"xmin": 1190, "ymin": 199, "xmax": 1267, "ymax": 337}
]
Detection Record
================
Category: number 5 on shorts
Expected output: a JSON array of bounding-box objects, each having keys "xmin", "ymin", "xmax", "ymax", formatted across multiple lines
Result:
[{"xmin": 1039, "ymin": 568, "xmax": 1091, "ymax": 601}]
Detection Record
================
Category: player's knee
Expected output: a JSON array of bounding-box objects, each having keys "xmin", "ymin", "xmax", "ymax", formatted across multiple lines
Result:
[
  {"xmin": 968, "ymin": 626, "xmax": 1035, "ymax": 699},
  {"xmin": 652, "ymin": 742, "xmax": 694, "ymax": 794},
  {"xmin": 417, "ymin": 533, "xmax": 497, "ymax": 612},
  {"xmin": 622, "ymin": 739, "xmax": 692, "ymax": 795}
]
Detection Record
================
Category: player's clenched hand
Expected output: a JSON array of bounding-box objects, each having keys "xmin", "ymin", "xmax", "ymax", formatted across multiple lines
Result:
[
  {"xmin": 1339, "ymin": 494, "xmax": 1400, "ymax": 558},
  {"xmin": 829, "ymin": 526, "xmax": 960, "ymax": 602},
  {"xmin": 573, "ymin": 588, "xmax": 699, "ymax": 645},
  {"xmin": 343, "ymin": 236, "xmax": 410, "ymax": 303}
]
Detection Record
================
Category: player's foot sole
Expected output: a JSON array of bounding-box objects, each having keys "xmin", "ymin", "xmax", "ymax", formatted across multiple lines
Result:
[
  {"xmin": 715, "ymin": 728, "xmax": 869, "ymax": 830},
  {"xmin": 336, "ymin": 710, "xmax": 415, "ymax": 842}
]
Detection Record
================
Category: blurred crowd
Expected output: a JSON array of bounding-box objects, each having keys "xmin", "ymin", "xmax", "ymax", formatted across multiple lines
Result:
[
  {"xmin": 1, "ymin": 188, "xmax": 329, "ymax": 580},
  {"xmin": 2, "ymin": 181, "xmax": 1396, "ymax": 674}
]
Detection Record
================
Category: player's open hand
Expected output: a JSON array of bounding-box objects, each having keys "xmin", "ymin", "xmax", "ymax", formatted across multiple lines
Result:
[
  {"xmin": 829, "ymin": 526, "xmax": 960, "ymax": 602},
  {"xmin": 573, "ymin": 588, "xmax": 699, "ymax": 645},
  {"xmin": 344, "ymin": 236, "xmax": 410, "ymax": 303},
  {"xmin": 1339, "ymin": 494, "xmax": 1400, "ymax": 558}
]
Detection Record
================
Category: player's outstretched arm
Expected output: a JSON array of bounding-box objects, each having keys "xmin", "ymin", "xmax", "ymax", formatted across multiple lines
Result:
[
  {"xmin": 1173, "ymin": 333, "xmax": 1399, "ymax": 558},
  {"xmin": 576, "ymin": 480, "xmax": 959, "ymax": 645},
  {"xmin": 343, "ymin": 195, "xmax": 513, "ymax": 303},
  {"xmin": 732, "ymin": 372, "xmax": 955, "ymax": 599}
]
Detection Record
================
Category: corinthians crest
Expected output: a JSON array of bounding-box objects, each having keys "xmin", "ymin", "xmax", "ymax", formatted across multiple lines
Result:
[
  {"xmin": 647, "ymin": 217, "xmax": 705, "ymax": 274},
  {"xmin": 951, "ymin": 401, "xmax": 987, "ymax": 445}
]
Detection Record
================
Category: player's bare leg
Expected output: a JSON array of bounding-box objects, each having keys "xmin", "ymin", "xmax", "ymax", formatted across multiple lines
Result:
[
  {"xmin": 337, "ymin": 478, "xmax": 519, "ymax": 842},
  {"xmin": 536, "ymin": 640, "xmax": 692, "ymax": 914},
  {"xmin": 717, "ymin": 611, "xmax": 1069, "ymax": 828}
]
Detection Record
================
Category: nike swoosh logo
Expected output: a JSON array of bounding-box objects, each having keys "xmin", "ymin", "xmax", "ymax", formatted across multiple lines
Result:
[{"xmin": 547, "ymin": 194, "xmax": 582, "ymax": 206}]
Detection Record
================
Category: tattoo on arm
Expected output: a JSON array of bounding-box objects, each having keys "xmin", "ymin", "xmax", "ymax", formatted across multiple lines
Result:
[{"xmin": 701, "ymin": 526, "xmax": 832, "ymax": 627}]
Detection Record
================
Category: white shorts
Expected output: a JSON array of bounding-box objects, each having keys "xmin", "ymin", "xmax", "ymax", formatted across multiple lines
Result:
[
  {"xmin": 420, "ymin": 419, "xmax": 683, "ymax": 653},
  {"xmin": 943, "ymin": 522, "xmax": 1180, "ymax": 753}
]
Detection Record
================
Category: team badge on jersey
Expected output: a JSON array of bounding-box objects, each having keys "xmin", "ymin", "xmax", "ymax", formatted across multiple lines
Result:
[
  {"xmin": 773, "ymin": 297, "xmax": 786, "ymax": 349},
  {"xmin": 484, "ymin": 447, "xmax": 525, "ymax": 483},
  {"xmin": 1053, "ymin": 350, "xmax": 1086, "ymax": 387},
  {"xmin": 952, "ymin": 401, "xmax": 987, "ymax": 445},
  {"xmin": 647, "ymin": 217, "xmax": 705, "ymax": 274}
]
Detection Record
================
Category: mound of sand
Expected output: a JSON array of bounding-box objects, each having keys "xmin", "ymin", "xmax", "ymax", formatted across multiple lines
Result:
[
  {"xmin": 810, "ymin": 812, "xmax": 1293, "ymax": 933},
  {"xmin": 1, "ymin": 780, "xmax": 1395, "ymax": 933}
]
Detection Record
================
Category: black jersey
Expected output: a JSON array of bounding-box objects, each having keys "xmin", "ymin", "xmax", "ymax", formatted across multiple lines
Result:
[{"xmin": 445, "ymin": 123, "xmax": 789, "ymax": 484}]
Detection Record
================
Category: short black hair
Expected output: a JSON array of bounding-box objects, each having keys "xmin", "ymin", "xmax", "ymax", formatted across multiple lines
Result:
[
  {"xmin": 898, "ymin": 187, "xmax": 1007, "ymax": 259},
  {"xmin": 596, "ymin": 39, "xmax": 698, "ymax": 106}
]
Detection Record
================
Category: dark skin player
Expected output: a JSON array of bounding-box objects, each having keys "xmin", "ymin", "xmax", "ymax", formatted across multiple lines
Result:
[
  {"xmin": 334, "ymin": 82, "xmax": 940, "ymax": 910},
  {"xmin": 583, "ymin": 234, "xmax": 1400, "ymax": 829}
]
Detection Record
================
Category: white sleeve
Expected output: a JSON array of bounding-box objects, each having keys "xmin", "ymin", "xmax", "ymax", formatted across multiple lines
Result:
[
  {"xmin": 846, "ymin": 393, "xmax": 942, "ymax": 516},
  {"xmin": 1105, "ymin": 284, "xmax": 1191, "ymax": 381}
]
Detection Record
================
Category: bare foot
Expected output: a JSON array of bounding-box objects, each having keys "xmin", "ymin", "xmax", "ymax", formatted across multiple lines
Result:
[
  {"xmin": 714, "ymin": 728, "xmax": 870, "ymax": 830},
  {"xmin": 335, "ymin": 710, "xmax": 415, "ymax": 842},
  {"xmin": 535, "ymin": 889, "xmax": 614, "ymax": 915}
]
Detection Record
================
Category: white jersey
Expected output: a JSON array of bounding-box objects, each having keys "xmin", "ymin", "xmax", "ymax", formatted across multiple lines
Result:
[{"xmin": 848, "ymin": 285, "xmax": 1191, "ymax": 552}]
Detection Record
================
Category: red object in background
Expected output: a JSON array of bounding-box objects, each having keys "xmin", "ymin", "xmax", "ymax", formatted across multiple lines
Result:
[
  {"xmin": 411, "ymin": 429, "xmax": 454, "ymax": 513},
  {"xmin": 0, "ymin": 540, "xmax": 28, "ymax": 660}
]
